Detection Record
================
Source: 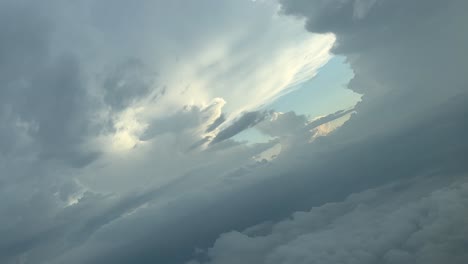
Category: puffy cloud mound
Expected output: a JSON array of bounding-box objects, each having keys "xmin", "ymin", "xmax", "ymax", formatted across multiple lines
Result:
[{"xmin": 196, "ymin": 176, "xmax": 468, "ymax": 264}]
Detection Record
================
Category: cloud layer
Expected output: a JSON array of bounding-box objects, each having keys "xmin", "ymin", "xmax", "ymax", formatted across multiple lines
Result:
[
  {"xmin": 197, "ymin": 176, "xmax": 468, "ymax": 264},
  {"xmin": 1, "ymin": 0, "xmax": 467, "ymax": 263}
]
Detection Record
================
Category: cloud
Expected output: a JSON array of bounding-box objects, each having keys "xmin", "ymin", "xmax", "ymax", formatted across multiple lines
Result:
[
  {"xmin": 254, "ymin": 109, "xmax": 354, "ymax": 150},
  {"xmin": 101, "ymin": 58, "xmax": 158, "ymax": 111},
  {"xmin": 196, "ymin": 176, "xmax": 468, "ymax": 264},
  {"xmin": 53, "ymin": 93, "xmax": 468, "ymax": 264},
  {"xmin": 210, "ymin": 111, "xmax": 272, "ymax": 145},
  {"xmin": 256, "ymin": 112, "xmax": 308, "ymax": 138},
  {"xmin": 1, "ymin": 0, "xmax": 467, "ymax": 264},
  {"xmin": 186, "ymin": 0, "xmax": 468, "ymax": 262},
  {"xmin": 305, "ymin": 108, "xmax": 355, "ymax": 130},
  {"xmin": 0, "ymin": 1, "xmax": 98, "ymax": 167},
  {"xmin": 3, "ymin": 0, "xmax": 331, "ymax": 262},
  {"xmin": 205, "ymin": 114, "xmax": 226, "ymax": 133}
]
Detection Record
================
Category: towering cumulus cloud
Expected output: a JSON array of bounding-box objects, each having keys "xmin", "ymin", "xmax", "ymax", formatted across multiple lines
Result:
[{"xmin": 0, "ymin": 0, "xmax": 467, "ymax": 264}]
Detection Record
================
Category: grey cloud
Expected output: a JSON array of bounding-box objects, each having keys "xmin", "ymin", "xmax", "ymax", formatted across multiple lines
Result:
[
  {"xmin": 0, "ymin": 2, "xmax": 98, "ymax": 167},
  {"xmin": 256, "ymin": 109, "xmax": 354, "ymax": 141},
  {"xmin": 102, "ymin": 58, "xmax": 158, "ymax": 111},
  {"xmin": 49, "ymin": 95, "xmax": 468, "ymax": 264},
  {"xmin": 188, "ymin": 136, "xmax": 212, "ymax": 151},
  {"xmin": 305, "ymin": 108, "xmax": 354, "ymax": 130},
  {"xmin": 255, "ymin": 111, "xmax": 312, "ymax": 150},
  {"xmin": 0, "ymin": 93, "xmax": 463, "ymax": 264},
  {"xmin": 140, "ymin": 107, "xmax": 203, "ymax": 141},
  {"xmin": 210, "ymin": 111, "xmax": 272, "ymax": 145},
  {"xmin": 186, "ymin": 0, "xmax": 468, "ymax": 263},
  {"xmin": 280, "ymin": 0, "xmax": 467, "ymax": 98},
  {"xmin": 254, "ymin": 109, "xmax": 353, "ymax": 150},
  {"xmin": 0, "ymin": 1, "xmax": 50, "ymax": 84},
  {"xmin": 141, "ymin": 98, "xmax": 226, "ymax": 142},
  {"xmin": 256, "ymin": 111, "xmax": 308, "ymax": 138},
  {"xmin": 82, "ymin": 0, "xmax": 278, "ymax": 68},
  {"xmin": 0, "ymin": 1, "xmax": 50, "ymax": 154},
  {"xmin": 20, "ymin": 55, "xmax": 98, "ymax": 166},
  {"xmin": 279, "ymin": 0, "xmax": 445, "ymax": 36},
  {"xmin": 0, "ymin": 1, "xmax": 293, "ymax": 263},
  {"xmin": 205, "ymin": 114, "xmax": 226, "ymax": 133},
  {"xmin": 141, "ymin": 105, "xmax": 219, "ymax": 141},
  {"xmin": 1, "ymin": 0, "xmax": 468, "ymax": 263},
  {"xmin": 197, "ymin": 176, "xmax": 468, "ymax": 264},
  {"xmin": 276, "ymin": 0, "xmax": 468, "ymax": 148}
]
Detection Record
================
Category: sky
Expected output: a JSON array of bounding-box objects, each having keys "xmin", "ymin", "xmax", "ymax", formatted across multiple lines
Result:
[{"xmin": 0, "ymin": 0, "xmax": 467, "ymax": 264}]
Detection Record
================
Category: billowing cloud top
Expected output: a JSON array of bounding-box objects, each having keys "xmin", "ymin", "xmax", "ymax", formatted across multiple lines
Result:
[{"xmin": 1, "ymin": 0, "xmax": 467, "ymax": 263}]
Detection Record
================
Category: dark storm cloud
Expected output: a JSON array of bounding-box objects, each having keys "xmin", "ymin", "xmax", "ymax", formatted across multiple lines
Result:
[
  {"xmin": 0, "ymin": 1, "xmax": 50, "ymax": 84},
  {"xmin": 0, "ymin": 1, "xmax": 97, "ymax": 167},
  {"xmin": 0, "ymin": 2, "xmax": 108, "ymax": 262},
  {"xmin": 17, "ymin": 55, "xmax": 99, "ymax": 167},
  {"xmin": 0, "ymin": 1, "xmax": 49, "ymax": 153},
  {"xmin": 280, "ymin": 0, "xmax": 467, "ymax": 98}
]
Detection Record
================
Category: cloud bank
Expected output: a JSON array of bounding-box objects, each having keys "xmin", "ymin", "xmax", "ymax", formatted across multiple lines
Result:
[
  {"xmin": 197, "ymin": 176, "xmax": 468, "ymax": 264},
  {"xmin": 0, "ymin": 0, "xmax": 467, "ymax": 263}
]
